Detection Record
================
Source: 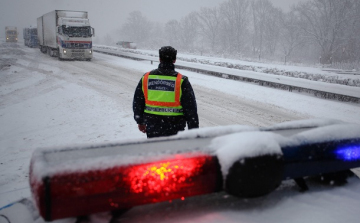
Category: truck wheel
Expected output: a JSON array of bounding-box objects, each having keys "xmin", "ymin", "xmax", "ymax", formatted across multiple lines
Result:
[{"xmin": 58, "ymin": 55, "xmax": 65, "ymax": 61}]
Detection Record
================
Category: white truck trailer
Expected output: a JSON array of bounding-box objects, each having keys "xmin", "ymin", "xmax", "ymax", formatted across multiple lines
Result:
[{"xmin": 37, "ymin": 10, "xmax": 95, "ymax": 60}]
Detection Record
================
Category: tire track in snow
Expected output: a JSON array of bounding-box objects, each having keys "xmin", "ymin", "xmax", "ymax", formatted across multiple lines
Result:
[
  {"xmin": 5, "ymin": 44, "xmax": 308, "ymax": 129},
  {"xmin": 196, "ymin": 86, "xmax": 309, "ymax": 127}
]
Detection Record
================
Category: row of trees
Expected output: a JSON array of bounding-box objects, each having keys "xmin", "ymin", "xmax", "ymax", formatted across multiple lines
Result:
[{"xmin": 110, "ymin": 0, "xmax": 360, "ymax": 65}]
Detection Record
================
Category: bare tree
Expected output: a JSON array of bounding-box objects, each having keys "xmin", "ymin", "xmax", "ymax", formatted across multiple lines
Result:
[
  {"xmin": 296, "ymin": 0, "xmax": 355, "ymax": 64},
  {"xmin": 120, "ymin": 11, "xmax": 153, "ymax": 45},
  {"xmin": 219, "ymin": 0, "xmax": 250, "ymax": 55},
  {"xmin": 338, "ymin": 0, "xmax": 360, "ymax": 63},
  {"xmin": 111, "ymin": 0, "xmax": 359, "ymax": 66},
  {"xmin": 177, "ymin": 12, "xmax": 200, "ymax": 51},
  {"xmin": 148, "ymin": 22, "xmax": 165, "ymax": 49},
  {"xmin": 164, "ymin": 20, "xmax": 181, "ymax": 48},
  {"xmin": 250, "ymin": 0, "xmax": 280, "ymax": 60},
  {"xmin": 264, "ymin": 7, "xmax": 282, "ymax": 57},
  {"xmin": 103, "ymin": 34, "xmax": 114, "ymax": 46},
  {"xmin": 280, "ymin": 11, "xmax": 306, "ymax": 64},
  {"xmin": 197, "ymin": 7, "xmax": 221, "ymax": 52}
]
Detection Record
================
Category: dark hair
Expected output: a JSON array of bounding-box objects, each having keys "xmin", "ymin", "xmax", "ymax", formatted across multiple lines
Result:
[{"xmin": 159, "ymin": 46, "xmax": 177, "ymax": 62}]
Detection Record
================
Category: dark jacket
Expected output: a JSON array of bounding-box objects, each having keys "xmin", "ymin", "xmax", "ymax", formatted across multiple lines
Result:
[{"xmin": 133, "ymin": 62, "xmax": 199, "ymax": 138}]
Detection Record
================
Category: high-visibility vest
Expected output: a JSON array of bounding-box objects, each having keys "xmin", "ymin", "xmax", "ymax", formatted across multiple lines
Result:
[{"xmin": 142, "ymin": 72, "xmax": 184, "ymax": 116}]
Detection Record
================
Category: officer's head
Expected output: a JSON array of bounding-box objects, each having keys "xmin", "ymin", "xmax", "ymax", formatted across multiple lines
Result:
[{"xmin": 159, "ymin": 46, "xmax": 177, "ymax": 63}]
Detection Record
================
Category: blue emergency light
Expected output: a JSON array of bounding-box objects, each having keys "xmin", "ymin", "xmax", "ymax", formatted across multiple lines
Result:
[{"xmin": 335, "ymin": 145, "xmax": 360, "ymax": 161}]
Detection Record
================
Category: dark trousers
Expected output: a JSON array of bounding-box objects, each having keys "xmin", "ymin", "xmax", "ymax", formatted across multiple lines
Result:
[{"xmin": 144, "ymin": 114, "xmax": 186, "ymax": 138}]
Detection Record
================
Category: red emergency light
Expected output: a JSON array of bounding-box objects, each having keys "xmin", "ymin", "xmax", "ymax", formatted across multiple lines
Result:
[{"xmin": 30, "ymin": 151, "xmax": 222, "ymax": 221}]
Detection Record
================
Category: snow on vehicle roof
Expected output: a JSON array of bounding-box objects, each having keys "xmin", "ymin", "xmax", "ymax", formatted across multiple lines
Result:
[
  {"xmin": 57, "ymin": 10, "xmax": 88, "ymax": 19},
  {"xmin": 58, "ymin": 18, "xmax": 90, "ymax": 27},
  {"xmin": 212, "ymin": 131, "xmax": 284, "ymax": 178},
  {"xmin": 30, "ymin": 137, "xmax": 214, "ymax": 183},
  {"xmin": 212, "ymin": 121, "xmax": 360, "ymax": 178},
  {"xmin": 30, "ymin": 119, "xmax": 360, "ymax": 185},
  {"xmin": 281, "ymin": 123, "xmax": 360, "ymax": 147},
  {"xmin": 263, "ymin": 118, "xmax": 346, "ymax": 131}
]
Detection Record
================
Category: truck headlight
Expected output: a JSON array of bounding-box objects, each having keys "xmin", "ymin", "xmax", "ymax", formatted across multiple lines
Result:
[
  {"xmin": 89, "ymin": 49, "xmax": 92, "ymax": 54},
  {"xmin": 63, "ymin": 49, "xmax": 67, "ymax": 54}
]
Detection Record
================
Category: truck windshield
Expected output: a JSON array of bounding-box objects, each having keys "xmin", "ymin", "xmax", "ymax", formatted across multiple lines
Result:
[{"xmin": 61, "ymin": 26, "xmax": 92, "ymax": 37}]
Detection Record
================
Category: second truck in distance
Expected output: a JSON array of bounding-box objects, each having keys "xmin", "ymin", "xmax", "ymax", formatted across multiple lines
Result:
[
  {"xmin": 5, "ymin": 26, "xmax": 18, "ymax": 42},
  {"xmin": 23, "ymin": 27, "xmax": 38, "ymax": 48},
  {"xmin": 37, "ymin": 10, "xmax": 95, "ymax": 60}
]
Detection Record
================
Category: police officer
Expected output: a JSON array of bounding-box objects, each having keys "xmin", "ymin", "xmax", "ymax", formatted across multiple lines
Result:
[{"xmin": 133, "ymin": 46, "xmax": 199, "ymax": 138}]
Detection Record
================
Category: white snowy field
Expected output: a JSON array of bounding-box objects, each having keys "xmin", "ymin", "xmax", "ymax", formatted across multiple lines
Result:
[{"xmin": 1, "ymin": 41, "xmax": 360, "ymax": 223}]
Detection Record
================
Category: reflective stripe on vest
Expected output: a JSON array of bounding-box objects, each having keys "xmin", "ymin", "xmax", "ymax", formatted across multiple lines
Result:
[
  {"xmin": 145, "ymin": 106, "xmax": 183, "ymax": 114},
  {"xmin": 143, "ymin": 72, "xmax": 184, "ymax": 116}
]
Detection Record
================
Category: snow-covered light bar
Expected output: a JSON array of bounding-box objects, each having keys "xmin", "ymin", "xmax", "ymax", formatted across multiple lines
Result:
[{"xmin": 29, "ymin": 119, "xmax": 360, "ymax": 221}]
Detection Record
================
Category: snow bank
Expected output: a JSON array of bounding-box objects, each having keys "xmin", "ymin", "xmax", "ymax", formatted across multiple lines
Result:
[
  {"xmin": 94, "ymin": 45, "xmax": 360, "ymax": 87},
  {"xmin": 263, "ymin": 118, "xmax": 346, "ymax": 130}
]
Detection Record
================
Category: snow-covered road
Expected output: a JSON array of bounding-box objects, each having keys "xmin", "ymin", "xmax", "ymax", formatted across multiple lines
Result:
[{"xmin": 8, "ymin": 42, "xmax": 309, "ymax": 128}]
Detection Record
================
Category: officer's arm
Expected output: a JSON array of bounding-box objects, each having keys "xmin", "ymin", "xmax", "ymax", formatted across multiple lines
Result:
[
  {"xmin": 133, "ymin": 78, "xmax": 145, "ymax": 125},
  {"xmin": 181, "ymin": 77, "xmax": 199, "ymax": 129}
]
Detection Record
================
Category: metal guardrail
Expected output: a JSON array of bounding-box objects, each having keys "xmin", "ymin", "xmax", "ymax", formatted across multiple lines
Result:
[
  {"xmin": 93, "ymin": 47, "xmax": 360, "ymax": 103},
  {"xmin": 322, "ymin": 68, "xmax": 360, "ymax": 76}
]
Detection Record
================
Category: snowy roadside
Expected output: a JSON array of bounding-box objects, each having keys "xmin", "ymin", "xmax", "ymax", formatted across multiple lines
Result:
[{"xmin": 94, "ymin": 45, "xmax": 360, "ymax": 87}]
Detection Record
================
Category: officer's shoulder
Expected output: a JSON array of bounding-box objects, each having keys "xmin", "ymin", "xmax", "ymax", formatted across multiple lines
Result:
[
  {"xmin": 145, "ymin": 69, "xmax": 158, "ymax": 75},
  {"xmin": 177, "ymin": 72, "xmax": 188, "ymax": 80}
]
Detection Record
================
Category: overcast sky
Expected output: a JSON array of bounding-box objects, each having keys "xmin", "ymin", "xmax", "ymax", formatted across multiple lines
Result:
[{"xmin": 0, "ymin": 0, "xmax": 306, "ymax": 40}]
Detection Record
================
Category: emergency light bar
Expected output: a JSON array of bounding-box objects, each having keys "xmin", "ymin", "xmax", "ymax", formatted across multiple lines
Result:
[{"xmin": 29, "ymin": 120, "xmax": 360, "ymax": 221}]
